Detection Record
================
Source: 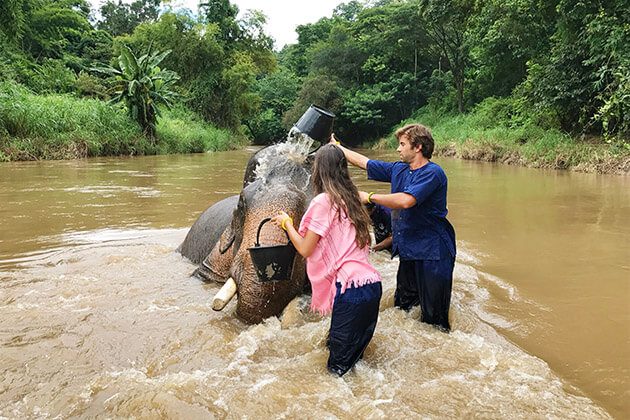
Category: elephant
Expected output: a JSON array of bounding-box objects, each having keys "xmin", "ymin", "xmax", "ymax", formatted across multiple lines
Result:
[
  {"xmin": 183, "ymin": 141, "xmax": 316, "ymax": 323},
  {"xmin": 176, "ymin": 144, "xmax": 274, "ymax": 268},
  {"xmin": 182, "ymin": 142, "xmax": 313, "ymax": 277},
  {"xmin": 177, "ymin": 195, "xmax": 239, "ymax": 264}
]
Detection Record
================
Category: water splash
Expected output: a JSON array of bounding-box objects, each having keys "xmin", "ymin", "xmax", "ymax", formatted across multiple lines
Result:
[
  {"xmin": 286, "ymin": 127, "xmax": 316, "ymax": 153},
  {"xmin": 0, "ymin": 229, "xmax": 611, "ymax": 418},
  {"xmin": 252, "ymin": 129, "xmax": 316, "ymax": 187}
]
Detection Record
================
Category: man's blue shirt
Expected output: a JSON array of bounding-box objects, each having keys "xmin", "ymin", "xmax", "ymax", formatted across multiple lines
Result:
[{"xmin": 367, "ymin": 160, "xmax": 456, "ymax": 260}]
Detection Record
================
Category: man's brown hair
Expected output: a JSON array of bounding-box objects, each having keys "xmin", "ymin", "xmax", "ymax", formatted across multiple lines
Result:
[{"xmin": 395, "ymin": 124, "xmax": 434, "ymax": 158}]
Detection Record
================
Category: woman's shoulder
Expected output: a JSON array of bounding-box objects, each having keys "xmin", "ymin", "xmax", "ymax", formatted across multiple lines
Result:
[
  {"xmin": 312, "ymin": 192, "xmax": 330, "ymax": 204},
  {"xmin": 308, "ymin": 193, "xmax": 337, "ymax": 216}
]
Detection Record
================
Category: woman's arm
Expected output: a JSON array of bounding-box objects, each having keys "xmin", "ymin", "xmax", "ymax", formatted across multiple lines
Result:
[{"xmin": 271, "ymin": 212, "xmax": 320, "ymax": 258}]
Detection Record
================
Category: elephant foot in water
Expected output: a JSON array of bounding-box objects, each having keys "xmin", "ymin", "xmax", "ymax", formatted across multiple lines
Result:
[{"xmin": 279, "ymin": 295, "xmax": 323, "ymax": 328}]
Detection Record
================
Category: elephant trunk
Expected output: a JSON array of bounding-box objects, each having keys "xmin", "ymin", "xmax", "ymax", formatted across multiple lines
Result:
[{"xmin": 233, "ymin": 246, "xmax": 307, "ymax": 324}]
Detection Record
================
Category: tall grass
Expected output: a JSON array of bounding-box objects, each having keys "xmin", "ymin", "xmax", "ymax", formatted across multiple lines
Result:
[
  {"xmin": 385, "ymin": 98, "xmax": 629, "ymax": 174},
  {"xmin": 0, "ymin": 81, "xmax": 242, "ymax": 161},
  {"xmin": 156, "ymin": 106, "xmax": 237, "ymax": 154}
]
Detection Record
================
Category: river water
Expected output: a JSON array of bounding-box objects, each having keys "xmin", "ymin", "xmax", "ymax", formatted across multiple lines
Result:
[{"xmin": 0, "ymin": 148, "xmax": 628, "ymax": 418}]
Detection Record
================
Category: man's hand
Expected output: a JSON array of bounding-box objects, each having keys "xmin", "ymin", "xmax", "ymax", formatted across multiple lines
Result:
[
  {"xmin": 371, "ymin": 236, "xmax": 392, "ymax": 252},
  {"xmin": 358, "ymin": 190, "xmax": 370, "ymax": 204},
  {"xmin": 329, "ymin": 133, "xmax": 369, "ymax": 170},
  {"xmin": 372, "ymin": 243, "xmax": 385, "ymax": 252}
]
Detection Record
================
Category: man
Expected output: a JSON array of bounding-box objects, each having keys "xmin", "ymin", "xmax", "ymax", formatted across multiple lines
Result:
[{"xmin": 331, "ymin": 124, "xmax": 456, "ymax": 331}]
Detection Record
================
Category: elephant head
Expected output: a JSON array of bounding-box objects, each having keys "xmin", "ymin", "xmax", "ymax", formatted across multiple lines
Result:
[{"xmin": 200, "ymin": 143, "xmax": 314, "ymax": 323}]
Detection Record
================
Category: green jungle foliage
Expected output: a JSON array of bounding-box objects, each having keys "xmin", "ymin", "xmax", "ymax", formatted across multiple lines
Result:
[
  {"xmin": 0, "ymin": 81, "xmax": 239, "ymax": 161},
  {"xmin": 95, "ymin": 45, "xmax": 180, "ymax": 139},
  {"xmin": 0, "ymin": 0, "xmax": 627, "ymax": 167},
  {"xmin": 387, "ymin": 98, "xmax": 629, "ymax": 174},
  {"xmin": 97, "ymin": 0, "xmax": 160, "ymax": 37}
]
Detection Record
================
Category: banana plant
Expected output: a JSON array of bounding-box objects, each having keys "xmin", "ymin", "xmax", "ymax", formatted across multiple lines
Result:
[{"xmin": 95, "ymin": 44, "xmax": 180, "ymax": 139}]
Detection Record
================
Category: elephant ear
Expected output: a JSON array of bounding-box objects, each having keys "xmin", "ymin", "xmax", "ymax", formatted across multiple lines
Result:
[
  {"xmin": 242, "ymin": 156, "xmax": 258, "ymax": 188},
  {"xmin": 219, "ymin": 187, "xmax": 248, "ymax": 255}
]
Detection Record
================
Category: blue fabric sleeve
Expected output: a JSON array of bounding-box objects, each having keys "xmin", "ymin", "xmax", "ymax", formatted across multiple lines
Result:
[
  {"xmin": 403, "ymin": 168, "xmax": 442, "ymax": 205},
  {"xmin": 366, "ymin": 160, "xmax": 394, "ymax": 183}
]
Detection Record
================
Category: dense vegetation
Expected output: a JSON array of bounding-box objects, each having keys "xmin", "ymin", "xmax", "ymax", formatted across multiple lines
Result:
[{"xmin": 0, "ymin": 0, "xmax": 628, "ymax": 172}]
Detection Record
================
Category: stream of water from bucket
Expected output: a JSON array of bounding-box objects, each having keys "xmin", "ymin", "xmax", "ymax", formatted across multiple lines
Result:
[{"xmin": 253, "ymin": 129, "xmax": 315, "ymax": 183}]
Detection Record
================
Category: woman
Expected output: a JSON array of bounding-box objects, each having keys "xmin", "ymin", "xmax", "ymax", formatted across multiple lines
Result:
[{"xmin": 272, "ymin": 144, "xmax": 382, "ymax": 376}]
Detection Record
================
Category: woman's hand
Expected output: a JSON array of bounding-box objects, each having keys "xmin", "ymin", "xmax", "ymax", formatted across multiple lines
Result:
[
  {"xmin": 330, "ymin": 133, "xmax": 341, "ymax": 145},
  {"xmin": 271, "ymin": 211, "xmax": 293, "ymax": 231},
  {"xmin": 272, "ymin": 211, "xmax": 320, "ymax": 258}
]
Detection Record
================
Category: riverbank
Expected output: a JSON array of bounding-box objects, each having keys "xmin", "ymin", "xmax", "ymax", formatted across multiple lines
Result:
[
  {"xmin": 380, "ymin": 101, "xmax": 630, "ymax": 175},
  {"xmin": 0, "ymin": 82, "xmax": 245, "ymax": 162}
]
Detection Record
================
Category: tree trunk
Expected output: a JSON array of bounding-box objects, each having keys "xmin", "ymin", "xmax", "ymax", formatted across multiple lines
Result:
[{"xmin": 454, "ymin": 71, "xmax": 465, "ymax": 113}]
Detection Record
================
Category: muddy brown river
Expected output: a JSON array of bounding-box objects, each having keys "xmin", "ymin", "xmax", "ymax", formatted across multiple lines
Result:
[{"xmin": 0, "ymin": 148, "xmax": 628, "ymax": 418}]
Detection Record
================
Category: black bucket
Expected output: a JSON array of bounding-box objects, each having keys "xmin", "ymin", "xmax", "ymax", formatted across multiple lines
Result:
[
  {"xmin": 248, "ymin": 218, "xmax": 296, "ymax": 283},
  {"xmin": 294, "ymin": 105, "xmax": 335, "ymax": 143}
]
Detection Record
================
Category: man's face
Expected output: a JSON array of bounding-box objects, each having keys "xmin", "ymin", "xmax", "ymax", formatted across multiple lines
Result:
[{"xmin": 396, "ymin": 134, "xmax": 420, "ymax": 163}]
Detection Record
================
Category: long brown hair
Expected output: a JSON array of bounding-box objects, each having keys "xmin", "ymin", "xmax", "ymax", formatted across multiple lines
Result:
[{"xmin": 311, "ymin": 144, "xmax": 372, "ymax": 248}]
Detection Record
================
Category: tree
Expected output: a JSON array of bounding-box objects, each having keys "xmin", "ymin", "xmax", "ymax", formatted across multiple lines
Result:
[
  {"xmin": 0, "ymin": 0, "xmax": 26, "ymax": 42},
  {"xmin": 519, "ymin": 0, "xmax": 630, "ymax": 136},
  {"xmin": 122, "ymin": 10, "xmax": 275, "ymax": 129},
  {"xmin": 333, "ymin": 1, "xmax": 364, "ymax": 21},
  {"xmin": 283, "ymin": 74, "xmax": 344, "ymax": 136},
  {"xmin": 97, "ymin": 0, "xmax": 160, "ymax": 37},
  {"xmin": 349, "ymin": 1, "xmax": 433, "ymax": 120},
  {"xmin": 23, "ymin": 0, "xmax": 93, "ymax": 59},
  {"xmin": 120, "ymin": 12, "xmax": 224, "ymax": 84},
  {"xmin": 96, "ymin": 45, "xmax": 179, "ymax": 138},
  {"xmin": 245, "ymin": 66, "xmax": 301, "ymax": 143},
  {"xmin": 199, "ymin": 0, "xmax": 240, "ymax": 44},
  {"xmin": 309, "ymin": 25, "xmax": 365, "ymax": 85},
  {"xmin": 467, "ymin": 0, "xmax": 556, "ymax": 102},
  {"xmin": 279, "ymin": 18, "xmax": 334, "ymax": 77},
  {"xmin": 420, "ymin": 0, "xmax": 476, "ymax": 113}
]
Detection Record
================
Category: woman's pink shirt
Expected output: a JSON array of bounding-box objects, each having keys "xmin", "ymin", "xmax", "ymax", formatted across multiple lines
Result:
[{"xmin": 299, "ymin": 193, "xmax": 381, "ymax": 315}]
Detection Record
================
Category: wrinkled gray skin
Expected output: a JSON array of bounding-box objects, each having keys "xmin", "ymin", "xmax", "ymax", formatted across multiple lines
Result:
[
  {"xmin": 177, "ymin": 195, "xmax": 239, "ymax": 264},
  {"xmin": 190, "ymin": 143, "xmax": 315, "ymax": 323}
]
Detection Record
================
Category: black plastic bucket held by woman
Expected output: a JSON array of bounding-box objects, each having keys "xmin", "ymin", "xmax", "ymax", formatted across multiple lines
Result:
[
  {"xmin": 293, "ymin": 105, "xmax": 336, "ymax": 143},
  {"xmin": 248, "ymin": 218, "xmax": 296, "ymax": 283}
]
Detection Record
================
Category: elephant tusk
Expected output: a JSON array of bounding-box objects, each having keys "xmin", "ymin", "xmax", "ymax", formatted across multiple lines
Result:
[{"xmin": 212, "ymin": 277, "xmax": 237, "ymax": 311}]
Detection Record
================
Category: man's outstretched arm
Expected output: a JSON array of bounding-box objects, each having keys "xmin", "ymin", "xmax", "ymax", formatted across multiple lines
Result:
[
  {"xmin": 359, "ymin": 191, "xmax": 417, "ymax": 209},
  {"xmin": 330, "ymin": 134, "xmax": 369, "ymax": 170}
]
